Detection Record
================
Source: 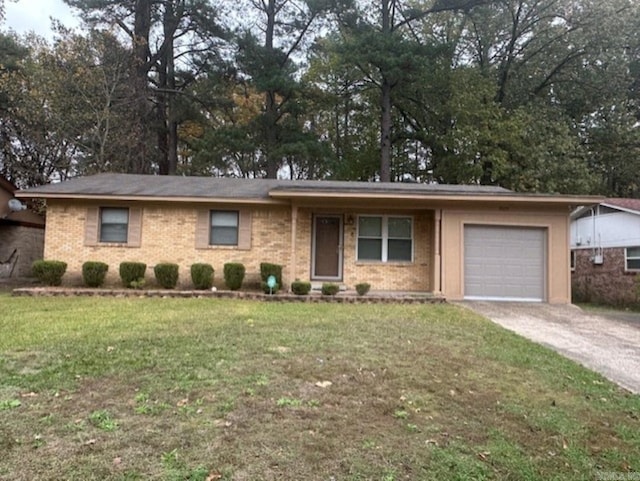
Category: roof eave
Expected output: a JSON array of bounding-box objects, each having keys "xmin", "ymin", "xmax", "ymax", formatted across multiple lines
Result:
[
  {"xmin": 14, "ymin": 192, "xmax": 287, "ymax": 205},
  {"xmin": 268, "ymin": 190, "xmax": 604, "ymax": 206}
]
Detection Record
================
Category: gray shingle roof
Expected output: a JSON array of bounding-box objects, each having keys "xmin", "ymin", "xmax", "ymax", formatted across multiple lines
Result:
[{"xmin": 18, "ymin": 173, "xmax": 511, "ymax": 199}]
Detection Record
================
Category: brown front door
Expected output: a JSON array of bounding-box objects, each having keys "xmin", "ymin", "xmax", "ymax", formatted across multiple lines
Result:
[{"xmin": 313, "ymin": 215, "xmax": 342, "ymax": 279}]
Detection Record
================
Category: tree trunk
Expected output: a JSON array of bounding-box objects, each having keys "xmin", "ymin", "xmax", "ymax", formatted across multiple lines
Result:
[
  {"xmin": 380, "ymin": 78, "xmax": 392, "ymax": 182},
  {"xmin": 379, "ymin": 0, "xmax": 392, "ymax": 182},
  {"xmin": 165, "ymin": 0, "xmax": 178, "ymax": 175},
  {"xmin": 157, "ymin": 0, "xmax": 178, "ymax": 175},
  {"xmin": 132, "ymin": 0, "xmax": 151, "ymax": 174},
  {"xmin": 264, "ymin": 0, "xmax": 279, "ymax": 179}
]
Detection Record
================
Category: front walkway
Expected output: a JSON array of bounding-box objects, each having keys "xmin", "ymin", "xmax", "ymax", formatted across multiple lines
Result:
[{"xmin": 460, "ymin": 301, "xmax": 640, "ymax": 394}]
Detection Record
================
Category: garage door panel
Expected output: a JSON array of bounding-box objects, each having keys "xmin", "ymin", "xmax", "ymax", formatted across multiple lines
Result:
[{"xmin": 464, "ymin": 225, "xmax": 546, "ymax": 301}]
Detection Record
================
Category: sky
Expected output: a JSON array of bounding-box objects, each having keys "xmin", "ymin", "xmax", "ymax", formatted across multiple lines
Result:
[{"xmin": 3, "ymin": 0, "xmax": 80, "ymax": 38}]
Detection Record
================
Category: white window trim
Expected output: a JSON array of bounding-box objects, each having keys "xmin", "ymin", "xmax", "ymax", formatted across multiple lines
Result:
[
  {"xmin": 625, "ymin": 247, "xmax": 640, "ymax": 271},
  {"xmin": 356, "ymin": 215, "xmax": 413, "ymax": 263}
]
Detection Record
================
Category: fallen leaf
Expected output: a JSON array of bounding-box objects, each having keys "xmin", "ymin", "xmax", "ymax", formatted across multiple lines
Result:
[
  {"xmin": 477, "ymin": 451, "xmax": 490, "ymax": 461},
  {"xmin": 315, "ymin": 381, "xmax": 332, "ymax": 388},
  {"xmin": 177, "ymin": 398, "xmax": 189, "ymax": 407},
  {"xmin": 85, "ymin": 439, "xmax": 96, "ymax": 445},
  {"xmin": 562, "ymin": 439, "xmax": 568, "ymax": 450},
  {"xmin": 21, "ymin": 392, "xmax": 38, "ymax": 398},
  {"xmin": 205, "ymin": 473, "xmax": 222, "ymax": 481},
  {"xmin": 106, "ymin": 346, "xmax": 115, "ymax": 352},
  {"xmin": 113, "ymin": 457, "xmax": 122, "ymax": 466}
]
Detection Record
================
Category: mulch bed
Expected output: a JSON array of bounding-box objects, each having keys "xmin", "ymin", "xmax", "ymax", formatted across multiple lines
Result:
[{"xmin": 12, "ymin": 287, "xmax": 446, "ymax": 304}]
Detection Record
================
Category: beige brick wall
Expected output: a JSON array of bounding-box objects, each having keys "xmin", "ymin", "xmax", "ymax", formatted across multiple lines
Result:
[
  {"xmin": 44, "ymin": 201, "xmax": 291, "ymax": 288},
  {"xmin": 44, "ymin": 200, "xmax": 433, "ymax": 291}
]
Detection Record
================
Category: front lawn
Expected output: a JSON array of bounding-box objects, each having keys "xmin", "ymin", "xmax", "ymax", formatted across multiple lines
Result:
[{"xmin": 0, "ymin": 296, "xmax": 638, "ymax": 480}]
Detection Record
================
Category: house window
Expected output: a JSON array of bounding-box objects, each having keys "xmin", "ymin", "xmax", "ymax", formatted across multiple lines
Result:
[
  {"xmin": 100, "ymin": 207, "xmax": 129, "ymax": 243},
  {"xmin": 357, "ymin": 216, "xmax": 412, "ymax": 262},
  {"xmin": 210, "ymin": 211, "xmax": 239, "ymax": 246},
  {"xmin": 626, "ymin": 247, "xmax": 640, "ymax": 270},
  {"xmin": 570, "ymin": 250, "xmax": 576, "ymax": 272}
]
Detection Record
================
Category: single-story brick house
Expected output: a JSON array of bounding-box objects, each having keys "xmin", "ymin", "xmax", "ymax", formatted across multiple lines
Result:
[
  {"xmin": 17, "ymin": 173, "xmax": 599, "ymax": 303},
  {"xmin": 0, "ymin": 177, "xmax": 45, "ymax": 278},
  {"xmin": 571, "ymin": 198, "xmax": 640, "ymax": 304}
]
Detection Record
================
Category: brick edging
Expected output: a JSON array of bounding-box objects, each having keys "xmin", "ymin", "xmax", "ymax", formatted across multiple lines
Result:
[{"xmin": 11, "ymin": 287, "xmax": 446, "ymax": 304}]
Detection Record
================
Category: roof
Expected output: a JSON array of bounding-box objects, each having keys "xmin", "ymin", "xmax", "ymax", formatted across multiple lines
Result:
[
  {"xmin": 17, "ymin": 173, "xmax": 509, "ymax": 198},
  {"xmin": 571, "ymin": 198, "xmax": 640, "ymax": 219},
  {"xmin": 16, "ymin": 173, "xmax": 602, "ymax": 207},
  {"xmin": 603, "ymin": 198, "xmax": 640, "ymax": 215}
]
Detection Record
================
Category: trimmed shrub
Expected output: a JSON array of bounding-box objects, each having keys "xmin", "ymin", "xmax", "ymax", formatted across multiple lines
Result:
[
  {"xmin": 154, "ymin": 263, "xmax": 179, "ymax": 289},
  {"xmin": 321, "ymin": 282, "xmax": 340, "ymax": 296},
  {"xmin": 119, "ymin": 262, "xmax": 146, "ymax": 288},
  {"xmin": 223, "ymin": 263, "xmax": 245, "ymax": 291},
  {"xmin": 32, "ymin": 260, "xmax": 67, "ymax": 286},
  {"xmin": 260, "ymin": 262, "xmax": 283, "ymax": 286},
  {"xmin": 82, "ymin": 261, "xmax": 109, "ymax": 288},
  {"xmin": 291, "ymin": 280, "xmax": 311, "ymax": 295},
  {"xmin": 190, "ymin": 263, "xmax": 214, "ymax": 290},
  {"xmin": 355, "ymin": 282, "xmax": 371, "ymax": 296}
]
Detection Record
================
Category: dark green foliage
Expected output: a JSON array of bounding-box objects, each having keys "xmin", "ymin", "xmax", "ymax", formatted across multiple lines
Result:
[
  {"xmin": 119, "ymin": 262, "xmax": 147, "ymax": 288},
  {"xmin": 321, "ymin": 283, "xmax": 340, "ymax": 296},
  {"xmin": 291, "ymin": 280, "xmax": 311, "ymax": 295},
  {"xmin": 223, "ymin": 263, "xmax": 245, "ymax": 291},
  {"xmin": 32, "ymin": 260, "xmax": 67, "ymax": 286},
  {"xmin": 82, "ymin": 261, "xmax": 109, "ymax": 288},
  {"xmin": 190, "ymin": 263, "xmax": 214, "ymax": 290},
  {"xmin": 355, "ymin": 282, "xmax": 371, "ymax": 296},
  {"xmin": 153, "ymin": 263, "xmax": 179, "ymax": 289},
  {"xmin": 261, "ymin": 281, "xmax": 280, "ymax": 294},
  {"xmin": 260, "ymin": 263, "xmax": 283, "ymax": 285}
]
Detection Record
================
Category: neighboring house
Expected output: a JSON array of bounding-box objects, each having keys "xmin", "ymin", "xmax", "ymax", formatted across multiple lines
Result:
[
  {"xmin": 571, "ymin": 198, "xmax": 640, "ymax": 304},
  {"xmin": 17, "ymin": 173, "xmax": 598, "ymax": 303},
  {"xmin": 0, "ymin": 177, "xmax": 45, "ymax": 278}
]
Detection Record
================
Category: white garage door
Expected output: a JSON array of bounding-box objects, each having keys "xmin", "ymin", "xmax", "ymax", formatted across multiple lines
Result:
[{"xmin": 464, "ymin": 225, "xmax": 546, "ymax": 302}]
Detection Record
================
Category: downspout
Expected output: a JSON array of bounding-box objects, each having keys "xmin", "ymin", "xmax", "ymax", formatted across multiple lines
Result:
[{"xmin": 591, "ymin": 206, "xmax": 596, "ymax": 260}]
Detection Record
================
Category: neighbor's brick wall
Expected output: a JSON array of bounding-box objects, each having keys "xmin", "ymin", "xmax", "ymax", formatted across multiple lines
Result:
[
  {"xmin": 572, "ymin": 248, "xmax": 639, "ymax": 305},
  {"xmin": 44, "ymin": 201, "xmax": 291, "ymax": 288},
  {"xmin": 0, "ymin": 225, "xmax": 45, "ymax": 277},
  {"xmin": 294, "ymin": 209, "xmax": 432, "ymax": 291}
]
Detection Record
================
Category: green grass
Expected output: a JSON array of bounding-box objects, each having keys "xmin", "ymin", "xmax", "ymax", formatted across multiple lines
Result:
[{"xmin": 0, "ymin": 295, "xmax": 639, "ymax": 480}]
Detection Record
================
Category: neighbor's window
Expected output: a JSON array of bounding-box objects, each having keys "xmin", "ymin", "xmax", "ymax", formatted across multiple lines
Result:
[
  {"xmin": 100, "ymin": 208, "xmax": 129, "ymax": 243},
  {"xmin": 626, "ymin": 247, "xmax": 640, "ymax": 270},
  {"xmin": 357, "ymin": 216, "xmax": 413, "ymax": 262},
  {"xmin": 570, "ymin": 250, "xmax": 576, "ymax": 272},
  {"xmin": 210, "ymin": 211, "xmax": 239, "ymax": 246}
]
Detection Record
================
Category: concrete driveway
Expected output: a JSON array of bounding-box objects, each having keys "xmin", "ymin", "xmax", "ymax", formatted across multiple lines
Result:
[{"xmin": 459, "ymin": 302, "xmax": 640, "ymax": 394}]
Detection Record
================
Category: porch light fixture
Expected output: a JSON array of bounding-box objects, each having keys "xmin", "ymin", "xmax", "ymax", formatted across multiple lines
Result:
[{"xmin": 345, "ymin": 214, "xmax": 355, "ymax": 225}]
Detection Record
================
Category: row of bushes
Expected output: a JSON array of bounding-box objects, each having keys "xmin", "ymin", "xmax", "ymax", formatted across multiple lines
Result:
[
  {"xmin": 32, "ymin": 260, "xmax": 371, "ymax": 295},
  {"xmin": 34, "ymin": 259, "xmax": 226, "ymax": 290}
]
